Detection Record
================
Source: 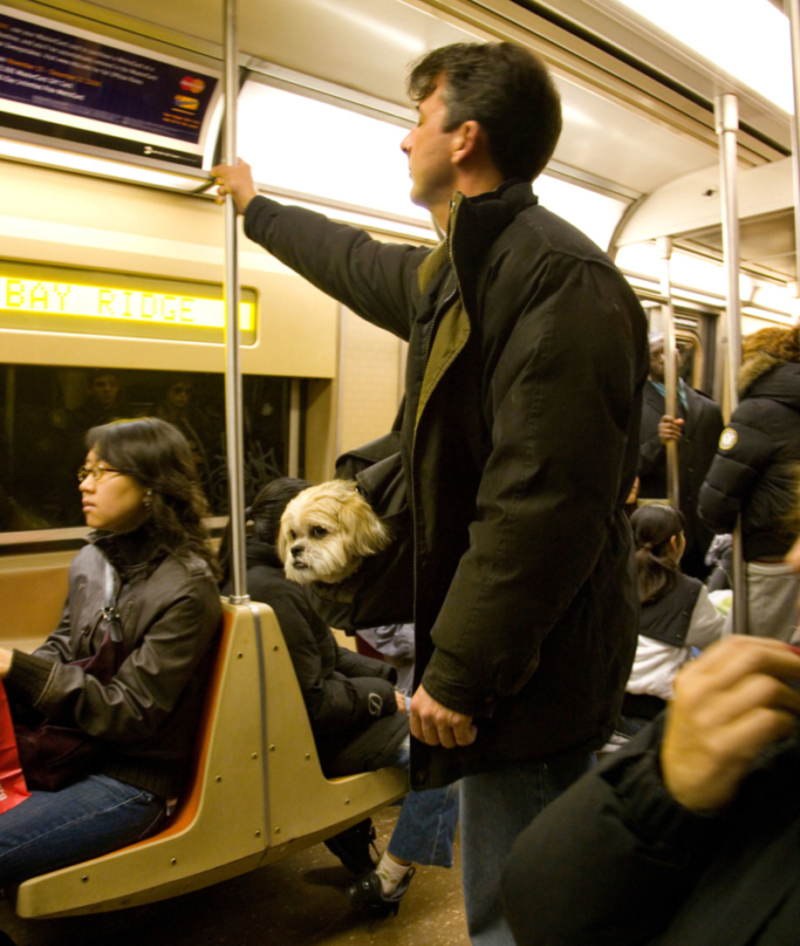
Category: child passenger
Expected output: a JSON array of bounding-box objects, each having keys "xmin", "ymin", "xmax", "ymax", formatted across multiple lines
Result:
[{"xmin": 616, "ymin": 503, "xmax": 724, "ymax": 741}]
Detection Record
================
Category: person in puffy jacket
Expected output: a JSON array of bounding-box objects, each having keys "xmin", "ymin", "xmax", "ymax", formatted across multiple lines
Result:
[
  {"xmin": 220, "ymin": 478, "xmax": 459, "ymax": 916},
  {"xmin": 0, "ymin": 418, "xmax": 221, "ymax": 886},
  {"xmin": 699, "ymin": 325, "xmax": 800, "ymax": 640}
]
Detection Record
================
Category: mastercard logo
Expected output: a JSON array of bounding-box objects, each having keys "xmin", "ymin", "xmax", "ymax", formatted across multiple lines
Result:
[{"xmin": 180, "ymin": 76, "xmax": 205, "ymax": 94}]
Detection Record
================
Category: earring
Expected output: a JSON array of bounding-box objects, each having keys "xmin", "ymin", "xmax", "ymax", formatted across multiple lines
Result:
[{"xmin": 143, "ymin": 489, "xmax": 153, "ymax": 508}]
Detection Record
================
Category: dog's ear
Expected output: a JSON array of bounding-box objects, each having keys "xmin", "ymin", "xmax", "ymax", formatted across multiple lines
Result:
[
  {"xmin": 277, "ymin": 508, "xmax": 292, "ymax": 564},
  {"xmin": 339, "ymin": 485, "xmax": 392, "ymax": 558}
]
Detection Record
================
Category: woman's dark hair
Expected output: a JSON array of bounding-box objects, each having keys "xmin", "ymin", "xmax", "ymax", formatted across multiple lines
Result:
[
  {"xmin": 218, "ymin": 477, "xmax": 310, "ymax": 587},
  {"xmin": 407, "ymin": 41, "xmax": 562, "ymax": 182},
  {"xmin": 86, "ymin": 417, "xmax": 218, "ymax": 577},
  {"xmin": 630, "ymin": 503, "xmax": 686, "ymax": 603}
]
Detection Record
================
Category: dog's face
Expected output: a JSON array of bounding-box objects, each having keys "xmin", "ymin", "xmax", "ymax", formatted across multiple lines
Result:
[{"xmin": 279, "ymin": 480, "xmax": 390, "ymax": 585}]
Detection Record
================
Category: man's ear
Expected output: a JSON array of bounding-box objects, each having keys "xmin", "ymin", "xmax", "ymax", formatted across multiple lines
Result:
[{"xmin": 451, "ymin": 120, "xmax": 483, "ymax": 165}]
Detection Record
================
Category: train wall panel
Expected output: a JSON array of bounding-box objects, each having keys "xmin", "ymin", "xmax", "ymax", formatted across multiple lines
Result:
[{"xmin": 0, "ymin": 160, "xmax": 338, "ymax": 378}]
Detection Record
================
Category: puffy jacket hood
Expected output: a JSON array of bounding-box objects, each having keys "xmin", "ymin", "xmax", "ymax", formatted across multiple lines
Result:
[{"xmin": 741, "ymin": 360, "xmax": 800, "ymax": 412}]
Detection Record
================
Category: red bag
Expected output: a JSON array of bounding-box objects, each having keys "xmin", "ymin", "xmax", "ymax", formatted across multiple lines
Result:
[{"xmin": 0, "ymin": 678, "xmax": 30, "ymax": 813}]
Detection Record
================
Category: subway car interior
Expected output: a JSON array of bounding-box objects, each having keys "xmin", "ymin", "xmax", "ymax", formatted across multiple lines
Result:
[{"xmin": 0, "ymin": 0, "xmax": 798, "ymax": 943}]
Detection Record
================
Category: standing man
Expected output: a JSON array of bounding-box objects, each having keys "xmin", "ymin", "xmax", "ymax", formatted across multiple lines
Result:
[
  {"xmin": 215, "ymin": 41, "xmax": 647, "ymax": 944},
  {"xmin": 639, "ymin": 334, "xmax": 723, "ymax": 578}
]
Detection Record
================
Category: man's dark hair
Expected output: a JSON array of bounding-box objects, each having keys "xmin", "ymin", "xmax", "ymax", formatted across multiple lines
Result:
[{"xmin": 407, "ymin": 41, "xmax": 562, "ymax": 182}]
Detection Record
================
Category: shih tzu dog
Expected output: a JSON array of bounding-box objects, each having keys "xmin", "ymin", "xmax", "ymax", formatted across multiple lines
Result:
[{"xmin": 279, "ymin": 479, "xmax": 390, "ymax": 586}]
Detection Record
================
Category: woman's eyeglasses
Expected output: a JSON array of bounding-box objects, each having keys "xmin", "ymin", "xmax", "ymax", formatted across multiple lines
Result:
[{"xmin": 77, "ymin": 463, "xmax": 123, "ymax": 484}]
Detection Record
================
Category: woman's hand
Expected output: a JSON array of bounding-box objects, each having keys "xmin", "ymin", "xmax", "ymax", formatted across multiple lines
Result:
[
  {"xmin": 395, "ymin": 689, "xmax": 407, "ymax": 713},
  {"xmin": 0, "ymin": 647, "xmax": 13, "ymax": 679},
  {"xmin": 661, "ymin": 636, "xmax": 800, "ymax": 811}
]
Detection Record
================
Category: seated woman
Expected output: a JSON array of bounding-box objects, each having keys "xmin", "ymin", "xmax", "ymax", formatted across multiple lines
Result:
[
  {"xmin": 0, "ymin": 417, "xmax": 221, "ymax": 885},
  {"xmin": 615, "ymin": 503, "xmax": 724, "ymax": 742},
  {"xmin": 220, "ymin": 477, "xmax": 458, "ymax": 916}
]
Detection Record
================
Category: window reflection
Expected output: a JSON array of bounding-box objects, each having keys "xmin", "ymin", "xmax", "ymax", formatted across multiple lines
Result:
[{"xmin": 0, "ymin": 364, "xmax": 297, "ymax": 531}]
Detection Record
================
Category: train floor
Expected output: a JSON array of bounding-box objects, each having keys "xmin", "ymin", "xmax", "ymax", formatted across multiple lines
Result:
[{"xmin": 0, "ymin": 804, "xmax": 470, "ymax": 946}]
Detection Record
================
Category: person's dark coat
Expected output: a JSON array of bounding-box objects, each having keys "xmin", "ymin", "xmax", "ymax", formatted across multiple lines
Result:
[
  {"xmin": 234, "ymin": 538, "xmax": 407, "ymax": 777},
  {"xmin": 638, "ymin": 381, "xmax": 723, "ymax": 570},
  {"xmin": 502, "ymin": 716, "xmax": 800, "ymax": 946},
  {"xmin": 698, "ymin": 359, "xmax": 800, "ymax": 561},
  {"xmin": 244, "ymin": 179, "xmax": 648, "ymax": 789},
  {"xmin": 4, "ymin": 528, "xmax": 221, "ymax": 799}
]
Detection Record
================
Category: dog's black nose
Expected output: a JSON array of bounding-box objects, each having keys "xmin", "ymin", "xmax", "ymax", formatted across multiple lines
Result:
[{"xmin": 291, "ymin": 544, "xmax": 304, "ymax": 556}]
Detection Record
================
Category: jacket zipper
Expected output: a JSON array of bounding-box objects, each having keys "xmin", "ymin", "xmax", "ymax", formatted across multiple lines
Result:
[{"xmin": 410, "ymin": 193, "xmax": 465, "ymax": 635}]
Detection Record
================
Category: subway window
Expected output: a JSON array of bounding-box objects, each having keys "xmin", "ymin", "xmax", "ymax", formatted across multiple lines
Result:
[{"xmin": 0, "ymin": 364, "xmax": 298, "ymax": 531}]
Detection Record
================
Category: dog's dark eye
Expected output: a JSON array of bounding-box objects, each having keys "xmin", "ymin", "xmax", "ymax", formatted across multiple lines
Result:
[
  {"xmin": 311, "ymin": 526, "xmax": 328, "ymax": 539},
  {"xmin": 289, "ymin": 530, "xmax": 297, "ymax": 540}
]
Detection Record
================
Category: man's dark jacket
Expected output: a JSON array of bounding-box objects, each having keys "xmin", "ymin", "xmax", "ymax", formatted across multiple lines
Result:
[
  {"xmin": 244, "ymin": 180, "xmax": 648, "ymax": 789},
  {"xmin": 225, "ymin": 538, "xmax": 408, "ymax": 777},
  {"xmin": 699, "ymin": 359, "xmax": 800, "ymax": 561},
  {"xmin": 639, "ymin": 382, "xmax": 723, "ymax": 566},
  {"xmin": 503, "ymin": 716, "xmax": 800, "ymax": 946}
]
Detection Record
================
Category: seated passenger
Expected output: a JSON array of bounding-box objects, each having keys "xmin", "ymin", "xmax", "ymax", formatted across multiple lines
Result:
[
  {"xmin": 0, "ymin": 418, "xmax": 221, "ymax": 886},
  {"xmin": 220, "ymin": 478, "xmax": 458, "ymax": 916},
  {"xmin": 502, "ymin": 529, "xmax": 800, "ymax": 946},
  {"xmin": 615, "ymin": 503, "xmax": 724, "ymax": 742}
]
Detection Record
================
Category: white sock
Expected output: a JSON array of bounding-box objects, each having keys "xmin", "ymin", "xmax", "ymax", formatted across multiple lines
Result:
[{"xmin": 375, "ymin": 852, "xmax": 411, "ymax": 895}]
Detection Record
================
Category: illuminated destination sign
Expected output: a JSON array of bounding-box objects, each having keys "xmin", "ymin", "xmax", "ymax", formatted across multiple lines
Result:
[{"xmin": 0, "ymin": 263, "xmax": 256, "ymax": 345}]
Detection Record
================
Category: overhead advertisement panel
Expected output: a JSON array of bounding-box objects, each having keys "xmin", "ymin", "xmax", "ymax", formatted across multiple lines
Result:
[{"xmin": 0, "ymin": 4, "xmax": 220, "ymax": 168}]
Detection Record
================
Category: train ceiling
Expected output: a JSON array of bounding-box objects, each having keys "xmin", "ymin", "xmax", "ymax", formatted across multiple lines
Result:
[{"xmin": 3, "ymin": 0, "xmax": 797, "ymax": 277}]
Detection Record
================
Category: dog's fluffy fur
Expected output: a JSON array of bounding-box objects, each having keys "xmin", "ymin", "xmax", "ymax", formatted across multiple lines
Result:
[{"xmin": 279, "ymin": 479, "xmax": 391, "ymax": 585}]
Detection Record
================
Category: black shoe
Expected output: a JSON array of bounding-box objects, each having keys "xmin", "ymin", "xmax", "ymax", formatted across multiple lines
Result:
[
  {"xmin": 348, "ymin": 866, "xmax": 415, "ymax": 917},
  {"xmin": 324, "ymin": 818, "xmax": 378, "ymax": 875}
]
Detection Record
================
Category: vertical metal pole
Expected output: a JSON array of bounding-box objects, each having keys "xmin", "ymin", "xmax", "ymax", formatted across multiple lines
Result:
[
  {"xmin": 4, "ymin": 367, "xmax": 15, "ymax": 484},
  {"xmin": 223, "ymin": 0, "xmax": 248, "ymax": 603},
  {"xmin": 788, "ymin": 0, "xmax": 800, "ymax": 286},
  {"xmin": 335, "ymin": 304, "xmax": 347, "ymax": 461},
  {"xmin": 657, "ymin": 237, "xmax": 680, "ymax": 510},
  {"xmin": 715, "ymin": 93, "xmax": 746, "ymax": 634},
  {"xmin": 288, "ymin": 379, "xmax": 301, "ymax": 478}
]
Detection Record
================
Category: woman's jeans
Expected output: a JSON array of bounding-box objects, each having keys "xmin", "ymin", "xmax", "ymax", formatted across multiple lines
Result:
[
  {"xmin": 0, "ymin": 773, "xmax": 164, "ymax": 886},
  {"xmin": 383, "ymin": 733, "xmax": 460, "ymax": 868}
]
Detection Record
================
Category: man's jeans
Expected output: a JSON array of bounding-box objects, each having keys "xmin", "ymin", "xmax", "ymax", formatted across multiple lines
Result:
[
  {"xmin": 461, "ymin": 752, "xmax": 593, "ymax": 946},
  {"xmin": 384, "ymin": 733, "xmax": 460, "ymax": 868},
  {"xmin": 0, "ymin": 773, "xmax": 164, "ymax": 886}
]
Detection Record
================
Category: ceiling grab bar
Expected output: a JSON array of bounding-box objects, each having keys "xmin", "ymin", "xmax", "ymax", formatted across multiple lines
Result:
[
  {"xmin": 715, "ymin": 93, "xmax": 745, "ymax": 636},
  {"xmin": 222, "ymin": 0, "xmax": 249, "ymax": 605},
  {"xmin": 657, "ymin": 236, "xmax": 680, "ymax": 511}
]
